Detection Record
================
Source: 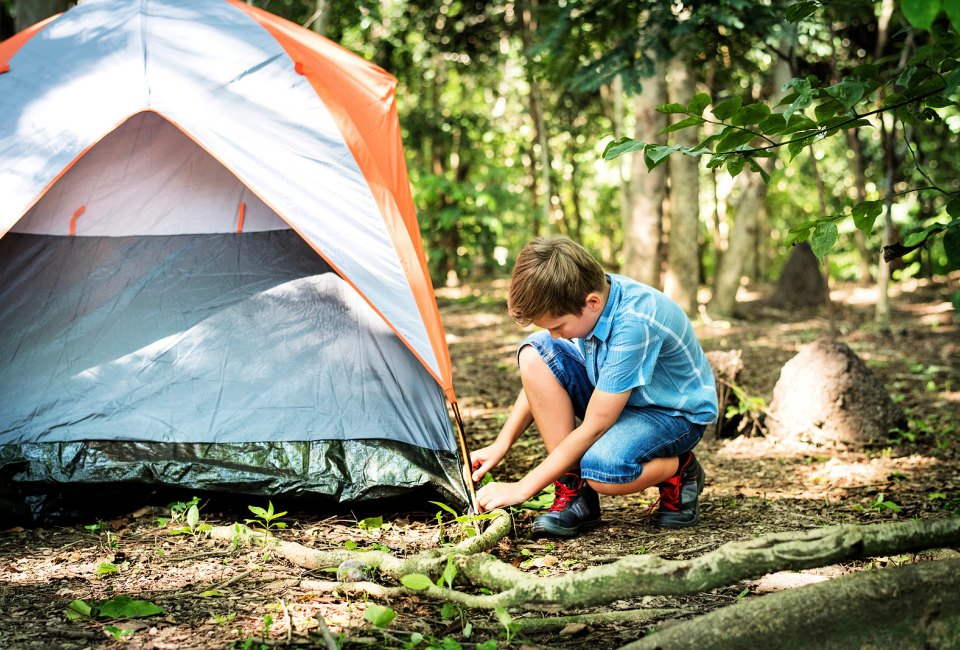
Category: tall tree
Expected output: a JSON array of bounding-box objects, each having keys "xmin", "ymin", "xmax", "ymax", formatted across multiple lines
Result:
[{"xmin": 662, "ymin": 53, "xmax": 700, "ymax": 315}]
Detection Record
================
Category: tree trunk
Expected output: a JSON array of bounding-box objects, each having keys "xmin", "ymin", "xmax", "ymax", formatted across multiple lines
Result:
[
  {"xmin": 662, "ymin": 56, "xmax": 699, "ymax": 315},
  {"xmin": 710, "ymin": 44, "xmax": 790, "ymax": 317},
  {"xmin": 622, "ymin": 61, "xmax": 667, "ymax": 288},
  {"xmin": 710, "ymin": 171, "xmax": 764, "ymax": 317},
  {"xmin": 13, "ymin": 0, "xmax": 68, "ymax": 32},
  {"xmin": 519, "ymin": 0, "xmax": 553, "ymax": 235},
  {"xmin": 307, "ymin": 0, "xmax": 331, "ymax": 36},
  {"xmin": 621, "ymin": 557, "xmax": 960, "ymax": 650},
  {"xmin": 846, "ymin": 111, "xmax": 874, "ymax": 284}
]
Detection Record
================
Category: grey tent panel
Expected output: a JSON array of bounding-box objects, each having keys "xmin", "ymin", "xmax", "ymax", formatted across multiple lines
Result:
[{"xmin": 0, "ymin": 231, "xmax": 468, "ymax": 515}]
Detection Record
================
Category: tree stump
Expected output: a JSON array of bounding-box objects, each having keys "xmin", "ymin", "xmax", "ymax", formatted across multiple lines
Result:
[
  {"xmin": 766, "ymin": 338, "xmax": 906, "ymax": 446},
  {"xmin": 767, "ymin": 243, "xmax": 827, "ymax": 309},
  {"xmin": 704, "ymin": 350, "xmax": 743, "ymax": 438}
]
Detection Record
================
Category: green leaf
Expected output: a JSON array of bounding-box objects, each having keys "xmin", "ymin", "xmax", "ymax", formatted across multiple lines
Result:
[
  {"xmin": 712, "ymin": 97, "xmax": 743, "ymax": 121},
  {"xmin": 757, "ymin": 113, "xmax": 787, "ymax": 135},
  {"xmin": 727, "ymin": 157, "xmax": 745, "ymax": 177},
  {"xmin": 943, "ymin": 225, "xmax": 960, "ymax": 269},
  {"xmin": 948, "ymin": 199, "xmax": 960, "ymax": 218},
  {"xmin": 247, "ymin": 505, "xmax": 268, "ymax": 519},
  {"xmin": 785, "ymin": 0, "xmax": 818, "ymax": 22},
  {"xmin": 787, "ymin": 135, "xmax": 814, "ymax": 160},
  {"xmin": 947, "ymin": 68, "xmax": 960, "ymax": 97},
  {"xmin": 852, "ymin": 200, "xmax": 883, "ymax": 232},
  {"xmin": 644, "ymin": 144, "xmax": 680, "ymax": 170},
  {"xmin": 656, "ymin": 102, "xmax": 687, "ymax": 114},
  {"xmin": 363, "ymin": 604, "xmax": 397, "ymax": 628},
  {"xmin": 441, "ymin": 555, "xmax": 457, "ymax": 589},
  {"xmin": 687, "ymin": 92, "xmax": 712, "ymax": 116},
  {"xmin": 440, "ymin": 602, "xmax": 458, "ymax": 621},
  {"xmin": 99, "ymin": 596, "xmax": 164, "ymax": 619},
  {"xmin": 746, "ymin": 157, "xmax": 771, "ymax": 183},
  {"xmin": 901, "ymin": 0, "xmax": 942, "ymax": 31},
  {"xmin": 810, "ymin": 221, "xmax": 839, "ymax": 261},
  {"xmin": 825, "ymin": 79, "xmax": 868, "ymax": 108},
  {"xmin": 603, "ymin": 137, "xmax": 646, "ymax": 161},
  {"xmin": 429, "ymin": 500, "xmax": 460, "ymax": 516},
  {"xmin": 947, "ymin": 0, "xmax": 960, "ymax": 32},
  {"xmin": 716, "ymin": 127, "xmax": 758, "ymax": 151},
  {"xmin": 67, "ymin": 599, "xmax": 94, "ymax": 619},
  {"xmin": 186, "ymin": 505, "xmax": 200, "ymax": 530},
  {"xmin": 731, "ymin": 103, "xmax": 771, "ymax": 126},
  {"xmin": 105, "ymin": 626, "xmax": 135, "ymax": 641},
  {"xmin": 95, "ymin": 562, "xmax": 118, "ymax": 576},
  {"xmin": 357, "ymin": 516, "xmax": 383, "ymax": 531},
  {"xmin": 658, "ymin": 115, "xmax": 705, "ymax": 136},
  {"xmin": 904, "ymin": 223, "xmax": 945, "ymax": 247},
  {"xmin": 400, "ymin": 573, "xmax": 435, "ymax": 591}
]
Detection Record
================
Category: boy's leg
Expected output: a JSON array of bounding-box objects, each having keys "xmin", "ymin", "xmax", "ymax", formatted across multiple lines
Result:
[
  {"xmin": 518, "ymin": 344, "xmax": 576, "ymax": 454},
  {"xmin": 580, "ymin": 408, "xmax": 706, "ymax": 528},
  {"xmin": 586, "ymin": 456, "xmax": 678, "ymax": 495},
  {"xmin": 516, "ymin": 332, "xmax": 600, "ymax": 538}
]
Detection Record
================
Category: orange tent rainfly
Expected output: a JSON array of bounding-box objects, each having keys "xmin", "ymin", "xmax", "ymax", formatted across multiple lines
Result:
[{"xmin": 0, "ymin": 0, "xmax": 475, "ymax": 521}]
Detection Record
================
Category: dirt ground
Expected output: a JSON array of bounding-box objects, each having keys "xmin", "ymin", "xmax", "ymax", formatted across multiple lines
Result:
[{"xmin": 2, "ymin": 274, "xmax": 958, "ymax": 650}]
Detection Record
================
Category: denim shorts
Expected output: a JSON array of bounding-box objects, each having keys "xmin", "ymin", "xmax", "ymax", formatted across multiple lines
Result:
[{"xmin": 520, "ymin": 330, "xmax": 704, "ymax": 484}]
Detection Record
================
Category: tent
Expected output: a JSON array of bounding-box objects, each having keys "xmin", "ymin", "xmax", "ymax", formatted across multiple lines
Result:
[{"xmin": 0, "ymin": 0, "xmax": 474, "ymax": 521}]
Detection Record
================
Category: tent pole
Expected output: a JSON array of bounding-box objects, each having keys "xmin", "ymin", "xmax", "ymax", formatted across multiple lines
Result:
[{"xmin": 450, "ymin": 401, "xmax": 480, "ymax": 514}]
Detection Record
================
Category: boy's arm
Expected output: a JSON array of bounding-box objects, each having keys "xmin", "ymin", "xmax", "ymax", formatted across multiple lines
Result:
[
  {"xmin": 470, "ymin": 389, "xmax": 534, "ymax": 483},
  {"xmin": 476, "ymin": 388, "xmax": 630, "ymax": 511}
]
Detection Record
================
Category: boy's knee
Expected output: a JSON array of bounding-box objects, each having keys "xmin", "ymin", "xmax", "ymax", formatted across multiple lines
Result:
[
  {"xmin": 517, "ymin": 343, "xmax": 546, "ymax": 375},
  {"xmin": 586, "ymin": 479, "xmax": 623, "ymax": 496}
]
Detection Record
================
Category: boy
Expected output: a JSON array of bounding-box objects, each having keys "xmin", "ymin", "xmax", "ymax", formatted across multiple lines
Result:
[{"xmin": 471, "ymin": 235, "xmax": 717, "ymax": 538}]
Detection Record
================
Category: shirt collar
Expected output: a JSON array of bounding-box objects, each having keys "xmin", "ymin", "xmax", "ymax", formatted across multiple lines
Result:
[{"xmin": 587, "ymin": 274, "xmax": 617, "ymax": 342}]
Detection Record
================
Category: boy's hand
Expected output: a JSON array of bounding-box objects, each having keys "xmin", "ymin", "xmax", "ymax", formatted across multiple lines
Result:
[
  {"xmin": 469, "ymin": 443, "xmax": 507, "ymax": 483},
  {"xmin": 475, "ymin": 480, "xmax": 534, "ymax": 512}
]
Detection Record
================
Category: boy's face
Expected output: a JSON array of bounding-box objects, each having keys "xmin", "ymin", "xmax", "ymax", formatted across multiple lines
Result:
[{"xmin": 532, "ymin": 291, "xmax": 605, "ymax": 340}]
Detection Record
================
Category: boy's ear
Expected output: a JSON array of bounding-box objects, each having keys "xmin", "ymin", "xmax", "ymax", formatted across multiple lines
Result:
[{"xmin": 584, "ymin": 291, "xmax": 604, "ymax": 313}]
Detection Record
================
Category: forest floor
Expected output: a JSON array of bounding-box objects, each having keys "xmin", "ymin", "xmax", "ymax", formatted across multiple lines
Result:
[{"xmin": 1, "ymin": 274, "xmax": 959, "ymax": 650}]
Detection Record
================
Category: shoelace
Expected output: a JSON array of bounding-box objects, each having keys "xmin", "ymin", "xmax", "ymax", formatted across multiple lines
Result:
[{"xmin": 548, "ymin": 479, "xmax": 581, "ymax": 512}]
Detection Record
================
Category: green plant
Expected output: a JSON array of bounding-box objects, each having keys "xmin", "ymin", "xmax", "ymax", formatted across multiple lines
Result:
[
  {"xmin": 363, "ymin": 604, "xmax": 397, "ymax": 628},
  {"xmin": 430, "ymin": 501, "xmax": 500, "ymax": 543},
  {"xmin": 168, "ymin": 496, "xmax": 201, "ymax": 523},
  {"xmin": 245, "ymin": 501, "xmax": 288, "ymax": 531},
  {"xmin": 722, "ymin": 379, "xmax": 768, "ymax": 436},
  {"xmin": 169, "ymin": 501, "xmax": 212, "ymax": 536},
  {"xmin": 857, "ymin": 493, "xmax": 904, "ymax": 513},
  {"xmin": 66, "ymin": 595, "xmax": 164, "ymax": 623}
]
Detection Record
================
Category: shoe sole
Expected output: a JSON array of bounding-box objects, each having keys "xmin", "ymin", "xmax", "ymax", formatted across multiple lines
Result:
[
  {"xmin": 530, "ymin": 518, "xmax": 602, "ymax": 539},
  {"xmin": 654, "ymin": 461, "xmax": 706, "ymax": 529}
]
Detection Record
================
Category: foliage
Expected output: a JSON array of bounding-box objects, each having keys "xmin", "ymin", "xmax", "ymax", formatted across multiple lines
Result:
[
  {"xmin": 244, "ymin": 501, "xmax": 288, "ymax": 531},
  {"xmin": 66, "ymin": 595, "xmax": 164, "ymax": 621},
  {"xmin": 603, "ymin": 0, "xmax": 960, "ymax": 268}
]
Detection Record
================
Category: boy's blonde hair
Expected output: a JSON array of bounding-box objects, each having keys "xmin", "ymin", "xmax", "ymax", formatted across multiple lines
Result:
[{"xmin": 508, "ymin": 235, "xmax": 606, "ymax": 326}]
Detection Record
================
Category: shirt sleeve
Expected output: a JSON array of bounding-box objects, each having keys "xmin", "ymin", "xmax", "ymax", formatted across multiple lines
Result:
[{"xmin": 594, "ymin": 318, "xmax": 663, "ymax": 394}]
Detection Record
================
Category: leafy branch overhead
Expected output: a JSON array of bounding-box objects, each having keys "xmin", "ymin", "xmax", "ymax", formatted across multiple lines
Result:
[{"xmin": 603, "ymin": 0, "xmax": 960, "ymax": 264}]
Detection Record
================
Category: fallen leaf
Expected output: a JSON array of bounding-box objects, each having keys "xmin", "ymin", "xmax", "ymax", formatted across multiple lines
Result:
[{"xmin": 559, "ymin": 623, "xmax": 589, "ymax": 637}]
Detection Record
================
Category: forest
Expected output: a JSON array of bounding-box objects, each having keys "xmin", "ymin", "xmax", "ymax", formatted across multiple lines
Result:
[
  {"xmin": 3, "ymin": 0, "xmax": 958, "ymax": 307},
  {"xmin": 1, "ymin": 0, "xmax": 959, "ymax": 649}
]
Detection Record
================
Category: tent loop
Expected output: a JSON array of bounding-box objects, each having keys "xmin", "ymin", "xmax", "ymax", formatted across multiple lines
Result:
[
  {"xmin": 236, "ymin": 201, "xmax": 246, "ymax": 233},
  {"xmin": 68, "ymin": 205, "xmax": 86, "ymax": 236},
  {"xmin": 0, "ymin": 64, "xmax": 9, "ymax": 75}
]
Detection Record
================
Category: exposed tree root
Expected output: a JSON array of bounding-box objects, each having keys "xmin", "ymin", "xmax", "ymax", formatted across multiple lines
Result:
[
  {"xmin": 210, "ymin": 514, "xmax": 960, "ymax": 616},
  {"xmin": 619, "ymin": 557, "xmax": 960, "ymax": 650}
]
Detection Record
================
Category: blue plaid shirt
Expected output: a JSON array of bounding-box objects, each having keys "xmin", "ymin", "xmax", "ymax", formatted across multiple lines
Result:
[{"xmin": 576, "ymin": 274, "xmax": 718, "ymax": 424}]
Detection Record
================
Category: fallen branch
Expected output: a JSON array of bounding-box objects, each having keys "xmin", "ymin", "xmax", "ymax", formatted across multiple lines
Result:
[
  {"xmin": 620, "ymin": 557, "xmax": 960, "ymax": 649},
  {"xmin": 210, "ymin": 514, "xmax": 960, "ymax": 614},
  {"xmin": 208, "ymin": 509, "xmax": 512, "ymax": 582}
]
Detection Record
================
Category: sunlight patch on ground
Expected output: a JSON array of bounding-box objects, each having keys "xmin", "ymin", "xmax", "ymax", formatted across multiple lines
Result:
[
  {"xmin": 717, "ymin": 434, "xmax": 830, "ymax": 459},
  {"xmin": 802, "ymin": 454, "xmax": 934, "ymax": 489}
]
